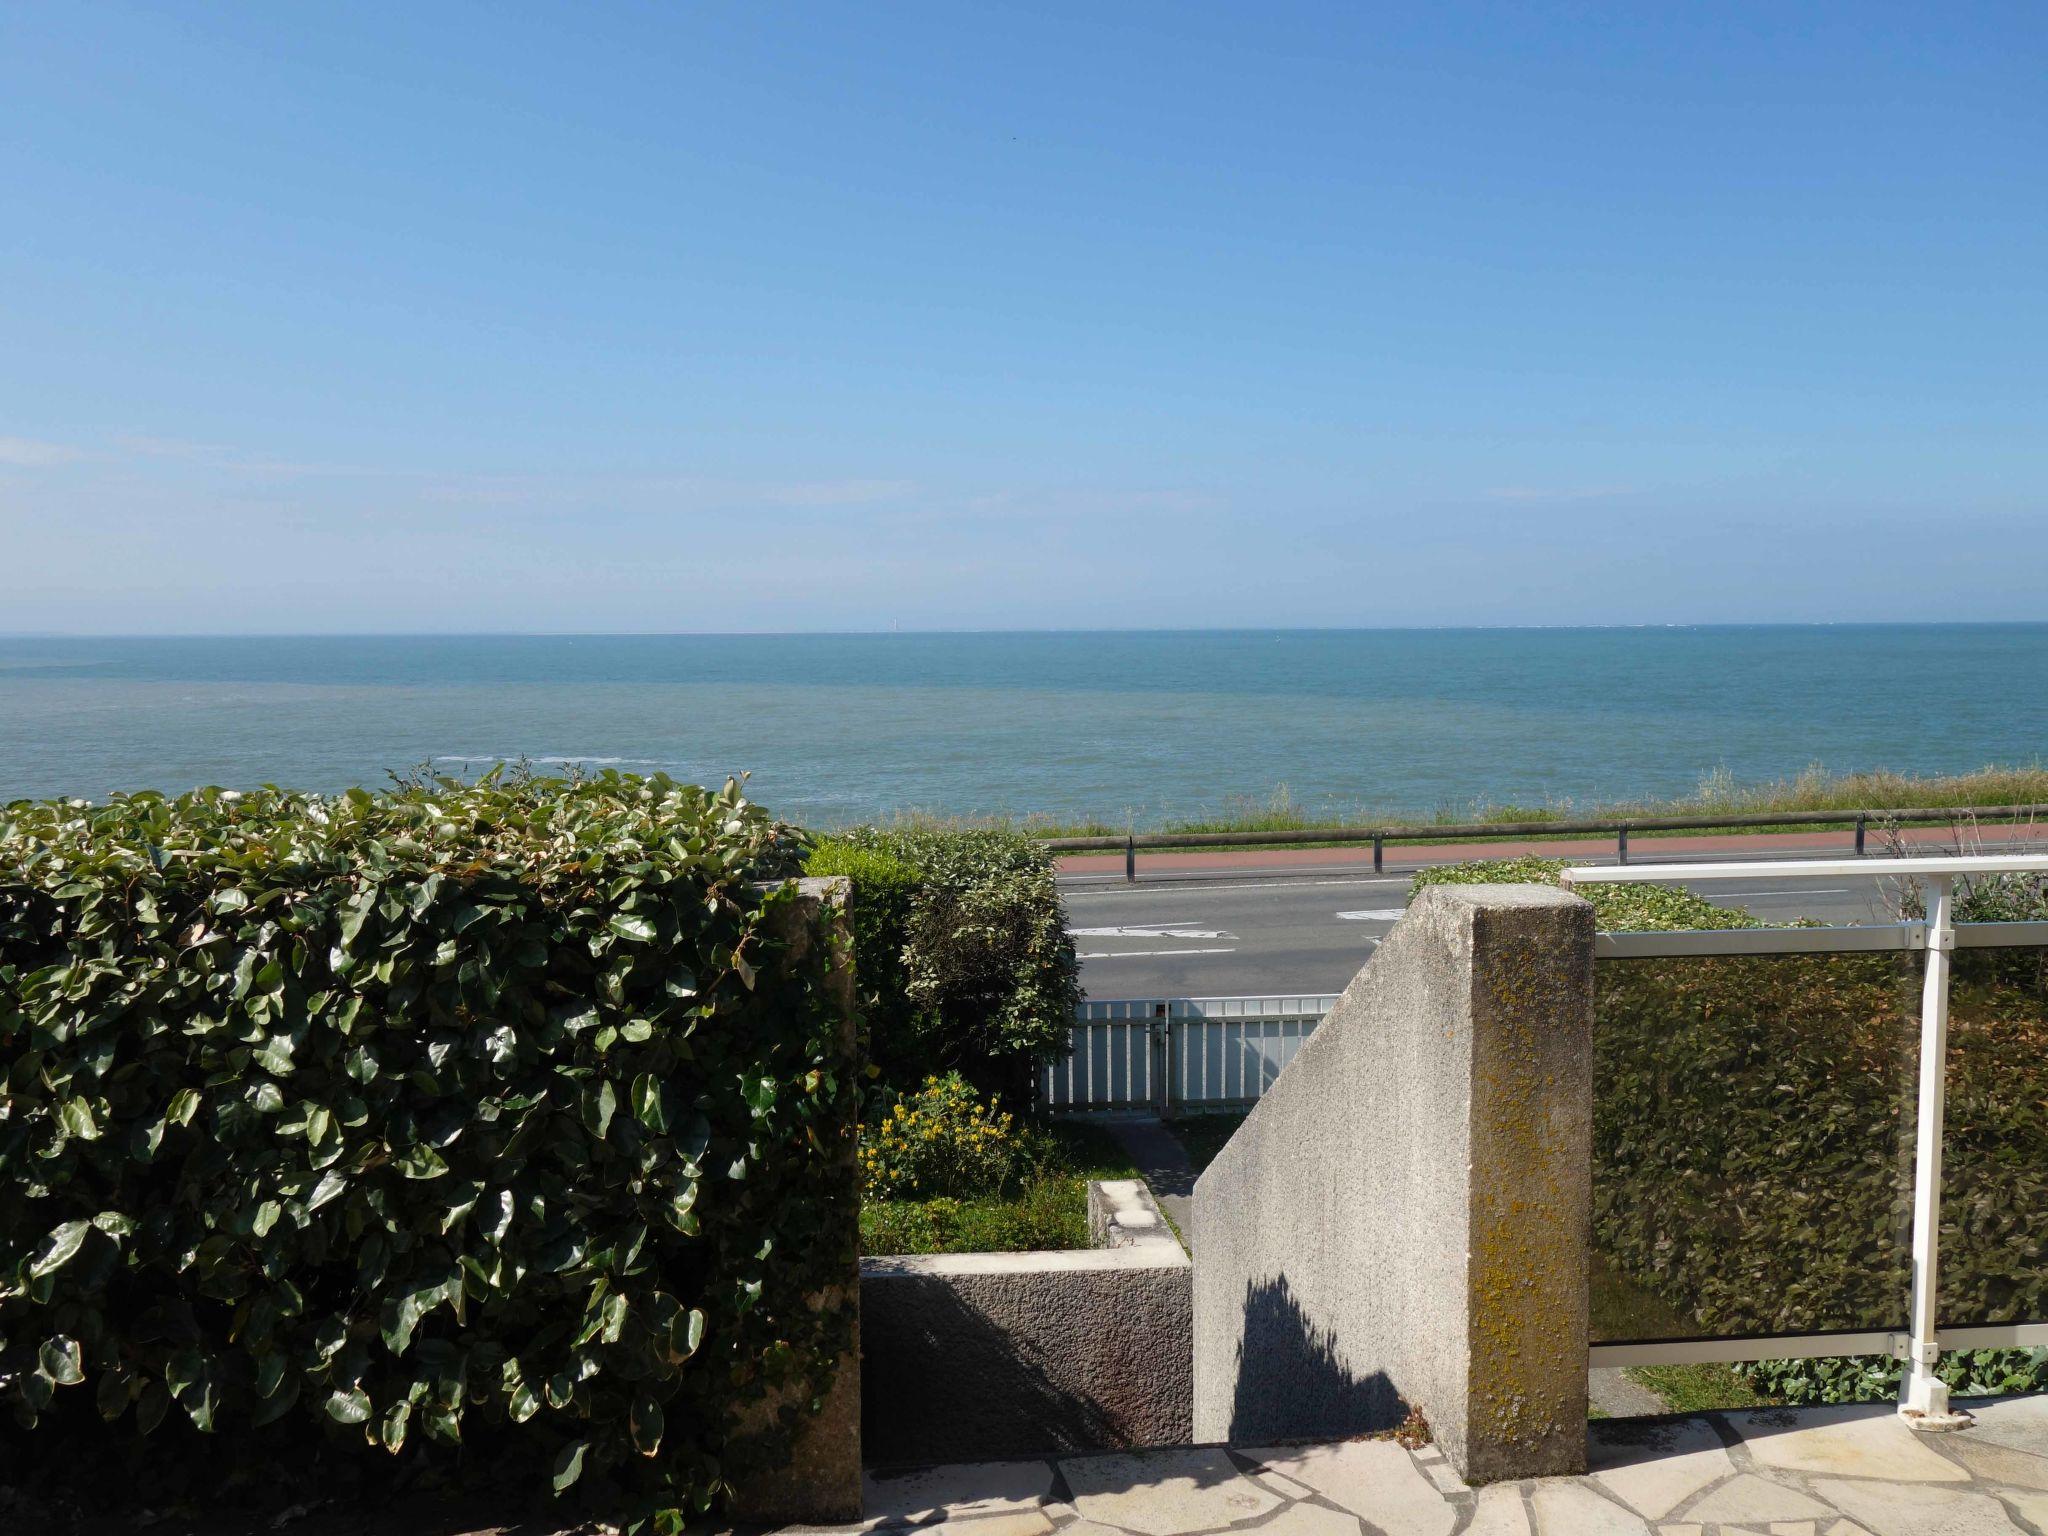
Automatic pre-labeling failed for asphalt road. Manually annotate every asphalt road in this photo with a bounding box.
[1062,856,1914,999]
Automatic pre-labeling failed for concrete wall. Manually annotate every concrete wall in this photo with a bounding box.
[1191,884,1594,1484]
[862,1180,1192,1465]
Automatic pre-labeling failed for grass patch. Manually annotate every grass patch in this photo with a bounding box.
[859,1119,1139,1256]
[1591,1254,1784,1415]
[860,1176,1087,1255]
[1624,1363,1781,1415]
[827,763,2048,846]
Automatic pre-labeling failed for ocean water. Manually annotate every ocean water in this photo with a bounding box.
[1,627,2043,826]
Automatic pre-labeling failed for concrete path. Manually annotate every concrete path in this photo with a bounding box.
[1095,1114,1199,1244]
[845,1397,2048,1536]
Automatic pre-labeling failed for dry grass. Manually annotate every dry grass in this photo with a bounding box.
[826,763,2048,840]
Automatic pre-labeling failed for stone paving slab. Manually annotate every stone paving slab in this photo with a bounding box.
[812,1395,2048,1536]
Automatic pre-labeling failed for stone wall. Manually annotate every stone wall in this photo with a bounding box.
[1190,883,1595,1483]
[862,1180,1192,1465]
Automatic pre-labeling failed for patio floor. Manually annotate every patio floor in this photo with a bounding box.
[834,1397,2048,1536]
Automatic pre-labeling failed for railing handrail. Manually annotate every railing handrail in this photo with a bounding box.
[1567,851,2048,882]
[1595,917,2048,958]
[1076,992,1342,1009]
[1039,802,2048,853]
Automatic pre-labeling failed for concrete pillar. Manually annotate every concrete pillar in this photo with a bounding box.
[1191,884,1594,1483]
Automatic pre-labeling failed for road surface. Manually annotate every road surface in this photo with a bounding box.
[1062,849,1950,998]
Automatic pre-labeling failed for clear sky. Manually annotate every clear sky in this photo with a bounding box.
[4,2,2044,633]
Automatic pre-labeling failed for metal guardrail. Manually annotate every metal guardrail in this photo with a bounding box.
[1041,802,2048,880]
[1570,854,2048,1420]
[1041,995,1340,1113]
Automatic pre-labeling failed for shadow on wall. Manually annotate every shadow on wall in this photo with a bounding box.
[1229,1274,1406,1444]
[863,1274,1127,1465]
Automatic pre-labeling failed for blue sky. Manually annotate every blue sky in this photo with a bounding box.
[4,2,2044,632]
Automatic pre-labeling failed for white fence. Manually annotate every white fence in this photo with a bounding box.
[1039,995,1339,1112]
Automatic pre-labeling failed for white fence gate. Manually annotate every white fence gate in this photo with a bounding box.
[1038,995,1339,1113]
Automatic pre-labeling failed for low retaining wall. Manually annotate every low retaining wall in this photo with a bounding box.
[862,1180,1192,1465]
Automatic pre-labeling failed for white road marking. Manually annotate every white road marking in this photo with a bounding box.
[1075,947,1239,959]
[1069,924,1237,940]
[1336,908,1406,921]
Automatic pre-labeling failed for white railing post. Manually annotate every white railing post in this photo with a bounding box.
[1899,874,1968,1426]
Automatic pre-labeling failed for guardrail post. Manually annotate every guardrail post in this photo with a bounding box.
[1617,826,1629,865]
[1900,875,1966,1427]
[1372,834,1383,874]
[1856,815,1867,856]
[1126,835,1136,883]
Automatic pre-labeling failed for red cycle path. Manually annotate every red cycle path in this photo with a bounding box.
[1055,819,2048,879]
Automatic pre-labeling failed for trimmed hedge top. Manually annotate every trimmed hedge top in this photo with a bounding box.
[1413,855,1757,932]
[807,826,1079,1100]
[0,772,855,1524]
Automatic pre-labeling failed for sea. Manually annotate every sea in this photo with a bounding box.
[1,626,2043,828]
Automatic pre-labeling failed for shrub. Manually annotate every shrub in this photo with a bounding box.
[0,771,856,1526]
[860,1073,1018,1200]
[1958,870,2048,923]
[1414,856,1755,932]
[856,1107,1139,1257]
[1740,1347,2048,1406]
[802,839,922,1072]
[806,828,1079,1101]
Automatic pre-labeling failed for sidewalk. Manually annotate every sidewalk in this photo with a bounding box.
[844,1398,2048,1536]
[1056,821,2048,881]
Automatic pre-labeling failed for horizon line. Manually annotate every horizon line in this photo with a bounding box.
[4,619,2046,642]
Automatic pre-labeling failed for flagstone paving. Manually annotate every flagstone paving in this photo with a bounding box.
[835,1397,2048,1536]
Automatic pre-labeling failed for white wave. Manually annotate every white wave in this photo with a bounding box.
[433,753,672,767]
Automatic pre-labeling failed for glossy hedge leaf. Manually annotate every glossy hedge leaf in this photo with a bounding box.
[326,1386,373,1426]
[59,1097,100,1141]
[629,1390,664,1457]
[95,1367,132,1420]
[552,1439,589,1493]
[135,1381,171,1436]
[31,1220,93,1278]
[39,1336,84,1386]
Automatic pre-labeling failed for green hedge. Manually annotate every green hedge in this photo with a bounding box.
[0,773,857,1525]
[806,828,1079,1102]
[1416,858,2048,1405]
